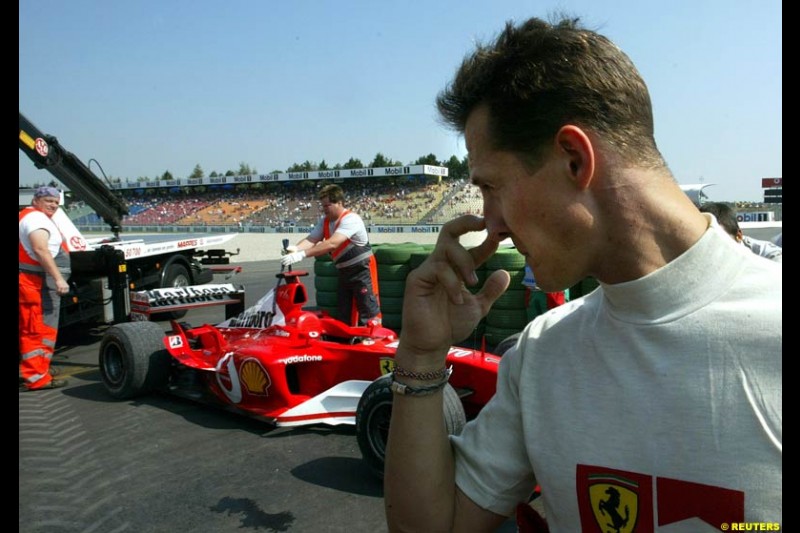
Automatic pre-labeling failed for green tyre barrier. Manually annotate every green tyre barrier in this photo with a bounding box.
[377,263,410,281]
[316,290,338,308]
[486,246,526,271]
[375,243,424,264]
[506,268,527,287]
[379,280,406,298]
[409,251,430,270]
[491,288,527,310]
[315,275,340,293]
[484,325,524,350]
[381,312,402,330]
[486,309,529,330]
[314,259,338,277]
[379,296,403,314]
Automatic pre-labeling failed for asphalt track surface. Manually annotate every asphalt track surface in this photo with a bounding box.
[19,259,517,533]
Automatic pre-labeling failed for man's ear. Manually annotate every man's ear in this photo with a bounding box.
[555,125,595,190]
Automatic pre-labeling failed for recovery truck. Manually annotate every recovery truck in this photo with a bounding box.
[19,111,240,327]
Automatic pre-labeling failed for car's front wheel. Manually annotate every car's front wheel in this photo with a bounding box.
[355,374,466,478]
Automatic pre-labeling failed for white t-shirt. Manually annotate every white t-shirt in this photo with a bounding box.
[452,215,782,529]
[742,235,782,263]
[19,208,63,260]
[309,211,369,246]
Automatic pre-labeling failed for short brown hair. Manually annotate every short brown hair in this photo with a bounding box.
[318,184,345,204]
[436,16,666,170]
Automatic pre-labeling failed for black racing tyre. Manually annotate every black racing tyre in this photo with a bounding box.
[493,332,522,357]
[355,374,466,479]
[154,262,191,320]
[99,321,171,399]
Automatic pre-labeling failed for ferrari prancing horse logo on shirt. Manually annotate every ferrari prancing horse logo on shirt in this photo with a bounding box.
[577,464,744,532]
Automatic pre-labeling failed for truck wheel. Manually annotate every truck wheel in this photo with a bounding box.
[99,321,171,399]
[355,374,466,479]
[156,263,191,320]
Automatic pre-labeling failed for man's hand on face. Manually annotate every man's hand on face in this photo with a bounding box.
[398,215,511,359]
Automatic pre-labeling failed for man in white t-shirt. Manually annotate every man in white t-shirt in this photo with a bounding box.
[281,184,381,326]
[384,16,781,531]
[699,202,782,263]
[19,185,71,391]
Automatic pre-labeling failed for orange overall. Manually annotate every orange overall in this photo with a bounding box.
[324,210,381,326]
[19,207,69,390]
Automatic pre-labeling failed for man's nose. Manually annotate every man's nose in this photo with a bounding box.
[483,199,511,241]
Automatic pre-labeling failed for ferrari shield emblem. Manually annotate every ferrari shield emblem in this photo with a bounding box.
[577,465,653,533]
[379,357,396,375]
[589,483,638,532]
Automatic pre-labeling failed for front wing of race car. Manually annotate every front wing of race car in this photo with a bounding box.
[272,379,370,427]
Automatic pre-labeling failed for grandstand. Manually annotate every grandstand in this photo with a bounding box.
[427,180,483,224]
[65,164,490,232]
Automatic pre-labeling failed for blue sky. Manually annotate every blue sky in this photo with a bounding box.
[20,0,781,202]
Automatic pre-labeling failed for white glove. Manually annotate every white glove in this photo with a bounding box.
[281,250,306,267]
[285,245,298,253]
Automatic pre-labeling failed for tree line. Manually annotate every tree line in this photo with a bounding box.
[111,152,470,184]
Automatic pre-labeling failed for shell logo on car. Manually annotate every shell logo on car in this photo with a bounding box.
[240,359,271,396]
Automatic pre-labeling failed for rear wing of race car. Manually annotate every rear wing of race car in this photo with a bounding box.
[130,283,246,321]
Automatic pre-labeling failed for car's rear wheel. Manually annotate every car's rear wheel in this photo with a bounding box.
[99,321,171,399]
[355,374,466,478]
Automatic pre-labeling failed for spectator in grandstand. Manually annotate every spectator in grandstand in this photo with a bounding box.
[281,184,381,326]
[699,202,782,262]
[19,186,70,391]
[384,16,781,530]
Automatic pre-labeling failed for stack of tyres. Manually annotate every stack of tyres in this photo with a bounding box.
[408,243,435,270]
[484,246,528,350]
[314,254,340,319]
[568,276,599,299]
[375,243,425,331]
[407,244,489,348]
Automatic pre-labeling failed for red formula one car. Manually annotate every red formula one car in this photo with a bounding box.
[98,269,505,476]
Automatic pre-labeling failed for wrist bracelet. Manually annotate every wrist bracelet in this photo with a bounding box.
[393,365,450,381]
[390,367,453,396]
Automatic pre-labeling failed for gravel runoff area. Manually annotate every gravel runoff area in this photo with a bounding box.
[227,230,494,262]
